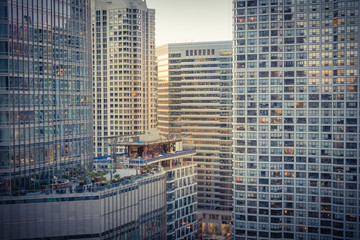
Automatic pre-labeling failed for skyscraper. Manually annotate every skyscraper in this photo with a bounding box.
[0,0,93,195]
[157,41,233,236]
[233,0,360,239]
[92,0,157,157]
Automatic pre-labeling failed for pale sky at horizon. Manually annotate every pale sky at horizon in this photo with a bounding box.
[146,0,232,47]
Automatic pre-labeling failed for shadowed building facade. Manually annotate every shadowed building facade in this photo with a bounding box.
[0,0,93,195]
[0,169,167,239]
[233,0,360,239]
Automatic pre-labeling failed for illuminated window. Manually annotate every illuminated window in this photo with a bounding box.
[237,18,246,23]
[248,16,256,22]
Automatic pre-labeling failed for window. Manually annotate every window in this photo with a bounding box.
[0,24,7,38]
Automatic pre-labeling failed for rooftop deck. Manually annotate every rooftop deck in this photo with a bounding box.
[0,169,165,201]
[127,149,196,165]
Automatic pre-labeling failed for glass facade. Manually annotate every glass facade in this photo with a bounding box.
[233,0,360,239]
[0,0,93,195]
[92,0,157,157]
[157,41,233,235]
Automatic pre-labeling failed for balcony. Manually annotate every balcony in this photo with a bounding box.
[129,150,196,165]
[167,195,175,203]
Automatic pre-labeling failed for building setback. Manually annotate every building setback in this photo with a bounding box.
[119,130,198,240]
[0,170,167,239]
[233,0,360,239]
[157,41,233,236]
[0,0,93,195]
[92,0,157,157]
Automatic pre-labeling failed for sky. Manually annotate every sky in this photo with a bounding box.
[146,0,232,46]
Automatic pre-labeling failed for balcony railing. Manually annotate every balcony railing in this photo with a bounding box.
[129,150,196,165]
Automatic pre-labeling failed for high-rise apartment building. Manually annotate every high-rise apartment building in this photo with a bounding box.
[157,42,233,236]
[0,0,93,195]
[92,0,157,157]
[233,0,360,239]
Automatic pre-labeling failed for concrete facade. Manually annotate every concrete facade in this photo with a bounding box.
[0,170,167,239]
[157,42,233,236]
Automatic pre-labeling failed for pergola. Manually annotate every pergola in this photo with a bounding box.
[122,139,181,160]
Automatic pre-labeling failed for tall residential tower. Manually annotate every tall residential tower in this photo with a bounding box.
[233,0,360,239]
[0,0,93,195]
[92,0,157,157]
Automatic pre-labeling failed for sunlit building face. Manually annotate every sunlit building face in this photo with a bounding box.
[157,41,233,235]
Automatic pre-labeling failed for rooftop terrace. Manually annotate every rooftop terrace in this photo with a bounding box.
[0,168,165,202]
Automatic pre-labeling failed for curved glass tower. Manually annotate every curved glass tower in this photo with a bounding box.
[0,0,93,195]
